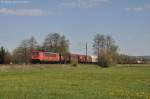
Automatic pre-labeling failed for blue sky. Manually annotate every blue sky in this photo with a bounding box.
[0,0,150,56]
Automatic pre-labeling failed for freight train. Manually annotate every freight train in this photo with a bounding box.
[31,50,97,64]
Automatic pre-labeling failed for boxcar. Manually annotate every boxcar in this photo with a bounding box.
[78,55,92,63]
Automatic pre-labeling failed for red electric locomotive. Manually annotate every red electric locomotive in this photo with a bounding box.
[32,50,60,63]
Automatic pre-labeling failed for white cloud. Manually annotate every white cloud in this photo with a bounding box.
[133,7,144,12]
[124,7,131,11]
[125,4,150,12]
[0,0,30,4]
[0,8,49,16]
[61,0,109,8]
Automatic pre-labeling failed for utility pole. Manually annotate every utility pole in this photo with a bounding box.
[78,41,88,63]
[98,40,100,64]
[85,42,87,63]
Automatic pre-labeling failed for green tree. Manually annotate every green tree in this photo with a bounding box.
[0,46,11,64]
[0,46,5,64]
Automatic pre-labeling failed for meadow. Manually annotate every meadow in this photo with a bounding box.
[0,64,149,99]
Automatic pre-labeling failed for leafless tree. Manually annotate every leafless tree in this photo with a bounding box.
[43,33,69,55]
[93,34,118,67]
[12,36,38,64]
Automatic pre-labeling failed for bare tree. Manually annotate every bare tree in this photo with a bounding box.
[58,35,69,55]
[28,36,38,61]
[12,36,38,64]
[43,33,69,54]
[93,34,118,67]
[28,36,38,51]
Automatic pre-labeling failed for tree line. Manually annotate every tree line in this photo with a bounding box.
[0,33,148,67]
[12,33,69,64]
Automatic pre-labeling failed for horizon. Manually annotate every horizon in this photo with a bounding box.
[0,0,150,56]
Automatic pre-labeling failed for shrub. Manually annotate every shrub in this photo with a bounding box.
[98,52,113,68]
[71,59,78,67]
[98,58,110,67]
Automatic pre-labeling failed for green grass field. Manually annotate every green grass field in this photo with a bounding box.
[0,64,150,99]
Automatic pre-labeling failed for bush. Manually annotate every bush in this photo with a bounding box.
[98,59,110,67]
[71,59,78,67]
[98,54,113,68]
